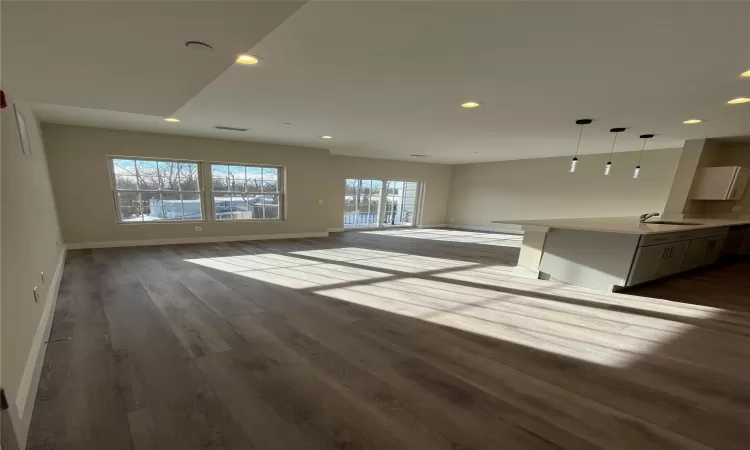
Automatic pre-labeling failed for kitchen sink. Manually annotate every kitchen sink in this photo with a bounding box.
[643,221,702,225]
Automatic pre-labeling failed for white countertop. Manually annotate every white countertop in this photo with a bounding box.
[491,216,750,235]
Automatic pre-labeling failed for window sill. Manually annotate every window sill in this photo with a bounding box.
[116,219,285,225]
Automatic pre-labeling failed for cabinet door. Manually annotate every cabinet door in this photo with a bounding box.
[658,241,689,277]
[681,239,706,271]
[703,236,725,265]
[729,169,749,200]
[627,244,667,286]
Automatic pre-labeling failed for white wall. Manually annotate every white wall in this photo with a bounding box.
[41,125,453,245]
[447,148,682,232]
[1,96,64,449]
[42,124,334,245]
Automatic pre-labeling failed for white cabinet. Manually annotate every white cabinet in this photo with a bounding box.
[658,241,689,277]
[682,235,725,271]
[692,166,749,200]
[628,244,667,285]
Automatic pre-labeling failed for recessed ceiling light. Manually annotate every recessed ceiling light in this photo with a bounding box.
[683,119,703,124]
[235,54,260,65]
[740,70,750,78]
[321,135,333,139]
[461,101,482,108]
[727,97,750,104]
[165,118,180,123]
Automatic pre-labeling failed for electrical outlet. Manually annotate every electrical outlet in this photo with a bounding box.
[33,287,39,303]
[194,226,203,232]
[318,199,324,205]
[41,272,45,284]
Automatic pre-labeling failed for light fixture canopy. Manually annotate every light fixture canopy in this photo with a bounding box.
[605,127,626,176]
[235,54,261,65]
[633,134,655,179]
[164,118,180,123]
[569,119,593,173]
[461,102,482,108]
[321,135,333,139]
[683,119,702,124]
[727,97,750,104]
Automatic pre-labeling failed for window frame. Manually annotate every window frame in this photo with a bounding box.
[207,161,285,222]
[108,156,206,225]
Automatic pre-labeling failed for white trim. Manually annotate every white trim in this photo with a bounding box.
[418,224,446,228]
[327,228,345,233]
[444,224,524,235]
[10,246,67,450]
[65,232,329,250]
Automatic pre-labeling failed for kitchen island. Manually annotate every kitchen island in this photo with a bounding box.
[494,216,750,291]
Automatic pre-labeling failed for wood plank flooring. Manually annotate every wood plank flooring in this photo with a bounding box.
[26,229,750,449]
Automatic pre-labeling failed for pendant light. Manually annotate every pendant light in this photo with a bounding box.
[605,127,626,175]
[633,134,654,179]
[569,119,593,172]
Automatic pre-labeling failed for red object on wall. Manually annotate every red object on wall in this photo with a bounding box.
[0,90,7,109]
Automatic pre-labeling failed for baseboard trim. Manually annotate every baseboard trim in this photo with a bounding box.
[418,224,446,228]
[327,228,345,233]
[445,224,524,235]
[11,246,67,450]
[66,232,329,250]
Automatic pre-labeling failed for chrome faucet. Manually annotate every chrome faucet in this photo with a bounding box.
[639,212,660,223]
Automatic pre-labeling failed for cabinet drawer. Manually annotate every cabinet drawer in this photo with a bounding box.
[638,227,729,247]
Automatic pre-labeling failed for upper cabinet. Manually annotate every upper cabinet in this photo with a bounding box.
[691,166,750,201]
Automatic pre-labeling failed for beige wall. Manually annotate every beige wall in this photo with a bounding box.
[1,97,64,446]
[447,148,682,232]
[327,155,452,229]
[42,124,334,244]
[41,125,452,244]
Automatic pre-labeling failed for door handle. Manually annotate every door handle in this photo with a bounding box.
[661,248,667,259]
[667,247,673,259]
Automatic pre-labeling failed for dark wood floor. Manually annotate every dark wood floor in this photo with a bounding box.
[27,229,750,449]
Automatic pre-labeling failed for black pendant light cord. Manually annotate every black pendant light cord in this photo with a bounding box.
[636,134,655,166]
[636,140,647,166]
[608,133,618,161]
[573,125,584,159]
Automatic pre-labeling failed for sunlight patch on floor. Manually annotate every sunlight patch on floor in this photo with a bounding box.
[358,229,524,247]
[314,277,698,367]
[289,247,477,272]
[185,254,390,289]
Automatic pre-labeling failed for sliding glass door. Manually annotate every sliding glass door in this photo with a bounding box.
[344,179,420,228]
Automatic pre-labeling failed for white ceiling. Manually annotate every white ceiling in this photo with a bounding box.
[5,1,750,164]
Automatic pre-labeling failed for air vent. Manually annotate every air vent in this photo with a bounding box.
[214,125,249,132]
[409,154,428,158]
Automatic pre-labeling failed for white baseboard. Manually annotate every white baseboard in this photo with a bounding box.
[445,224,524,235]
[66,232,329,250]
[10,246,67,450]
[327,228,345,233]
[418,224,446,228]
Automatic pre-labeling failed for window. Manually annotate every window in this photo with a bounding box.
[344,179,420,228]
[210,163,282,220]
[111,158,203,222]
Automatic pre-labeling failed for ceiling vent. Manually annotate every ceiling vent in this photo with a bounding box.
[214,125,249,132]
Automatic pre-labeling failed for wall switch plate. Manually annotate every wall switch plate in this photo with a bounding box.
[194,226,203,232]
[33,287,39,303]
[41,272,45,284]
[732,205,743,212]
[317,199,324,205]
